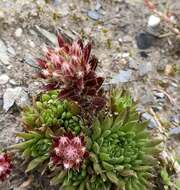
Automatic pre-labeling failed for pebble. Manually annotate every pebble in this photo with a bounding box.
[136,32,154,49]
[95,0,102,11]
[53,0,61,6]
[0,74,9,85]
[7,46,16,56]
[141,112,158,129]
[169,127,180,135]
[121,52,130,58]
[128,58,138,69]
[122,35,132,43]
[170,115,180,124]
[3,87,30,111]
[0,39,10,65]
[9,79,17,86]
[148,15,161,28]
[15,88,30,108]
[35,25,57,45]
[87,10,101,20]
[15,28,23,37]
[138,62,153,76]
[140,93,154,104]
[0,10,5,19]
[29,40,35,48]
[152,106,163,112]
[164,64,174,76]
[111,70,133,83]
[23,54,39,69]
[153,92,165,99]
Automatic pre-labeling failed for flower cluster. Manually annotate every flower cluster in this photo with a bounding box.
[37,35,105,112]
[51,133,88,170]
[0,153,13,181]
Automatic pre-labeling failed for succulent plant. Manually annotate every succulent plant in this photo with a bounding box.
[4,30,163,189]
[22,91,82,134]
[0,153,13,181]
[36,34,105,112]
[9,131,52,172]
[50,166,110,190]
[88,115,161,190]
[110,89,138,117]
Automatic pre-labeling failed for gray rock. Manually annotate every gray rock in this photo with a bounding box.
[138,62,153,76]
[169,127,180,135]
[111,70,133,83]
[95,0,102,11]
[3,87,22,111]
[140,93,154,104]
[170,115,180,124]
[87,10,101,20]
[148,15,161,29]
[154,92,165,99]
[128,58,138,69]
[0,39,10,65]
[24,54,39,69]
[15,88,30,108]
[3,87,30,111]
[122,35,133,43]
[136,32,154,50]
[35,25,57,45]
[53,0,62,6]
[0,74,9,85]
[141,112,158,128]
[15,28,23,38]
[9,79,17,86]
[7,46,16,56]
[0,10,5,19]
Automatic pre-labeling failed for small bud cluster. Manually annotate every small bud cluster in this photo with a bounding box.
[52,134,88,170]
[0,153,13,181]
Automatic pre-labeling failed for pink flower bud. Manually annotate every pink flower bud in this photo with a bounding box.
[0,153,13,182]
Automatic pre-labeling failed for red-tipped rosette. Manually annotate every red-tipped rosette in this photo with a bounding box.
[0,153,13,182]
[51,133,88,170]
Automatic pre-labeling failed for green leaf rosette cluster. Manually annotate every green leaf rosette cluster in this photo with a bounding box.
[22,90,82,134]
[6,35,163,189]
[9,89,162,190]
[89,116,161,190]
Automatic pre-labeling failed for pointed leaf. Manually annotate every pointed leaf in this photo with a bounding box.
[8,139,37,150]
[92,118,101,140]
[106,172,125,190]
[26,155,49,172]
[119,169,137,177]
[79,181,85,190]
[92,142,100,154]
[102,161,114,171]
[93,163,102,175]
[16,132,41,140]
[102,117,113,131]
[50,171,67,185]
